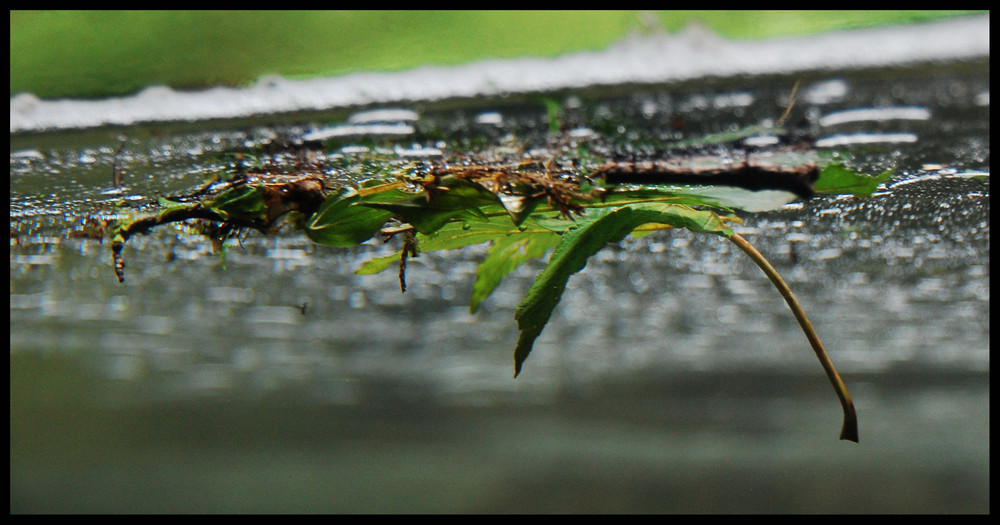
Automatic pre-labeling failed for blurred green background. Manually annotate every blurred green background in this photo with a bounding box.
[10,10,983,100]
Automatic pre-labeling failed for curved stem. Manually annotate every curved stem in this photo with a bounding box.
[728,233,858,443]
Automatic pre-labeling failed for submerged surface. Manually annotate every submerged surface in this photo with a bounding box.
[10,58,989,512]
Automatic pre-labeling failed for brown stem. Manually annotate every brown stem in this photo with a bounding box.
[728,233,859,443]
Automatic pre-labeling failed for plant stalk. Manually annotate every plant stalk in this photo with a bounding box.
[728,233,859,443]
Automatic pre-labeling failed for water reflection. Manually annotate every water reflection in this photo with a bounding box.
[815,132,918,147]
[302,122,415,141]
[818,106,931,126]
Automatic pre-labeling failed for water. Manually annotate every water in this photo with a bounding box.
[10,61,989,512]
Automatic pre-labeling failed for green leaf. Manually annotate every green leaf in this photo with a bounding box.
[156,196,187,208]
[529,212,584,233]
[413,214,522,251]
[354,252,400,276]
[154,197,201,221]
[513,203,733,376]
[814,163,893,198]
[470,220,560,313]
[203,184,267,221]
[360,176,502,234]
[304,187,393,247]
[354,214,553,275]
[354,215,560,310]
[633,202,736,237]
[597,187,729,210]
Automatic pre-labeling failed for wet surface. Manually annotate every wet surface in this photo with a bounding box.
[10,15,990,133]
[10,60,989,512]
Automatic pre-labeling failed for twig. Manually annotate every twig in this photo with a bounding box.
[728,233,859,443]
[398,228,419,293]
[776,79,801,128]
[110,206,255,283]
